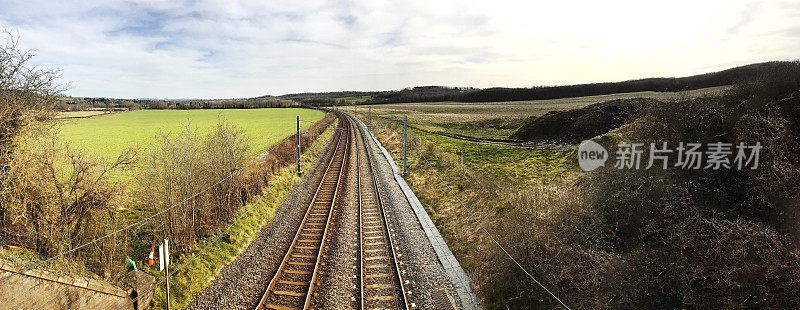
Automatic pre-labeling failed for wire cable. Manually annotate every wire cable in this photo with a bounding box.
[299,119,327,124]
[367,123,401,134]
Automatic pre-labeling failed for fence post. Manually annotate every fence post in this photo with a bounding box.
[159,239,170,310]
[368,106,371,126]
[165,241,170,310]
[403,115,407,175]
[297,115,302,176]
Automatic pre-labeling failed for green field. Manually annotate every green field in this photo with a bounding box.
[57,108,326,161]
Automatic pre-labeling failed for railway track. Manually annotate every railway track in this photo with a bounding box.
[355,118,410,310]
[256,117,350,310]
[256,114,410,309]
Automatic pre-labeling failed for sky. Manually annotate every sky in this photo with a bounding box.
[1,0,799,99]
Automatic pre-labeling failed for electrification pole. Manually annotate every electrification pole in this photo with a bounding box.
[403,115,407,175]
[297,115,302,176]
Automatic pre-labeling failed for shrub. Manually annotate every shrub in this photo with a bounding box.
[139,122,250,254]
[2,131,134,277]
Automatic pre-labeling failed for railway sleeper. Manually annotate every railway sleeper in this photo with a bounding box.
[263,303,301,310]
[365,295,399,301]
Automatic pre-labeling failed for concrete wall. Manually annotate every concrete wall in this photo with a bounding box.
[0,261,154,310]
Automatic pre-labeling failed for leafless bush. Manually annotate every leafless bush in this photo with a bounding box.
[580,61,800,308]
[203,120,251,232]
[139,114,334,255]
[641,207,800,308]
[139,122,249,254]
[1,32,62,233]
[2,131,134,261]
[484,185,618,309]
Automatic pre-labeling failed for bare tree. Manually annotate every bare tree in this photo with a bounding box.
[1,31,62,236]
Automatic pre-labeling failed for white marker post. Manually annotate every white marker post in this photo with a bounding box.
[159,239,171,310]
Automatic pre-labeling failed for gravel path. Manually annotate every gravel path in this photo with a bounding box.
[186,130,339,310]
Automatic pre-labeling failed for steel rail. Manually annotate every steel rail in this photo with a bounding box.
[354,114,410,310]
[357,122,366,308]
[256,114,349,310]
[303,119,350,308]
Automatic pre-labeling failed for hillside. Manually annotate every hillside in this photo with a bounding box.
[60,61,793,111]
[270,61,792,105]
[509,98,661,144]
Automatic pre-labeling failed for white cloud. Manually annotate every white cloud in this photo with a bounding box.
[0,0,798,98]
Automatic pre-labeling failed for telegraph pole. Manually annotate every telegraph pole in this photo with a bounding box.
[297,115,302,176]
[403,115,407,175]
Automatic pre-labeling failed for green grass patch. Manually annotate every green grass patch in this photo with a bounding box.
[361,113,576,183]
[436,118,528,140]
[414,130,575,182]
[359,111,526,141]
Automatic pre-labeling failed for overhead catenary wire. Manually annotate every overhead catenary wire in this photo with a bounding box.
[367,123,401,134]
[0,115,335,284]
[363,114,572,310]
[302,126,341,136]
[299,119,328,124]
